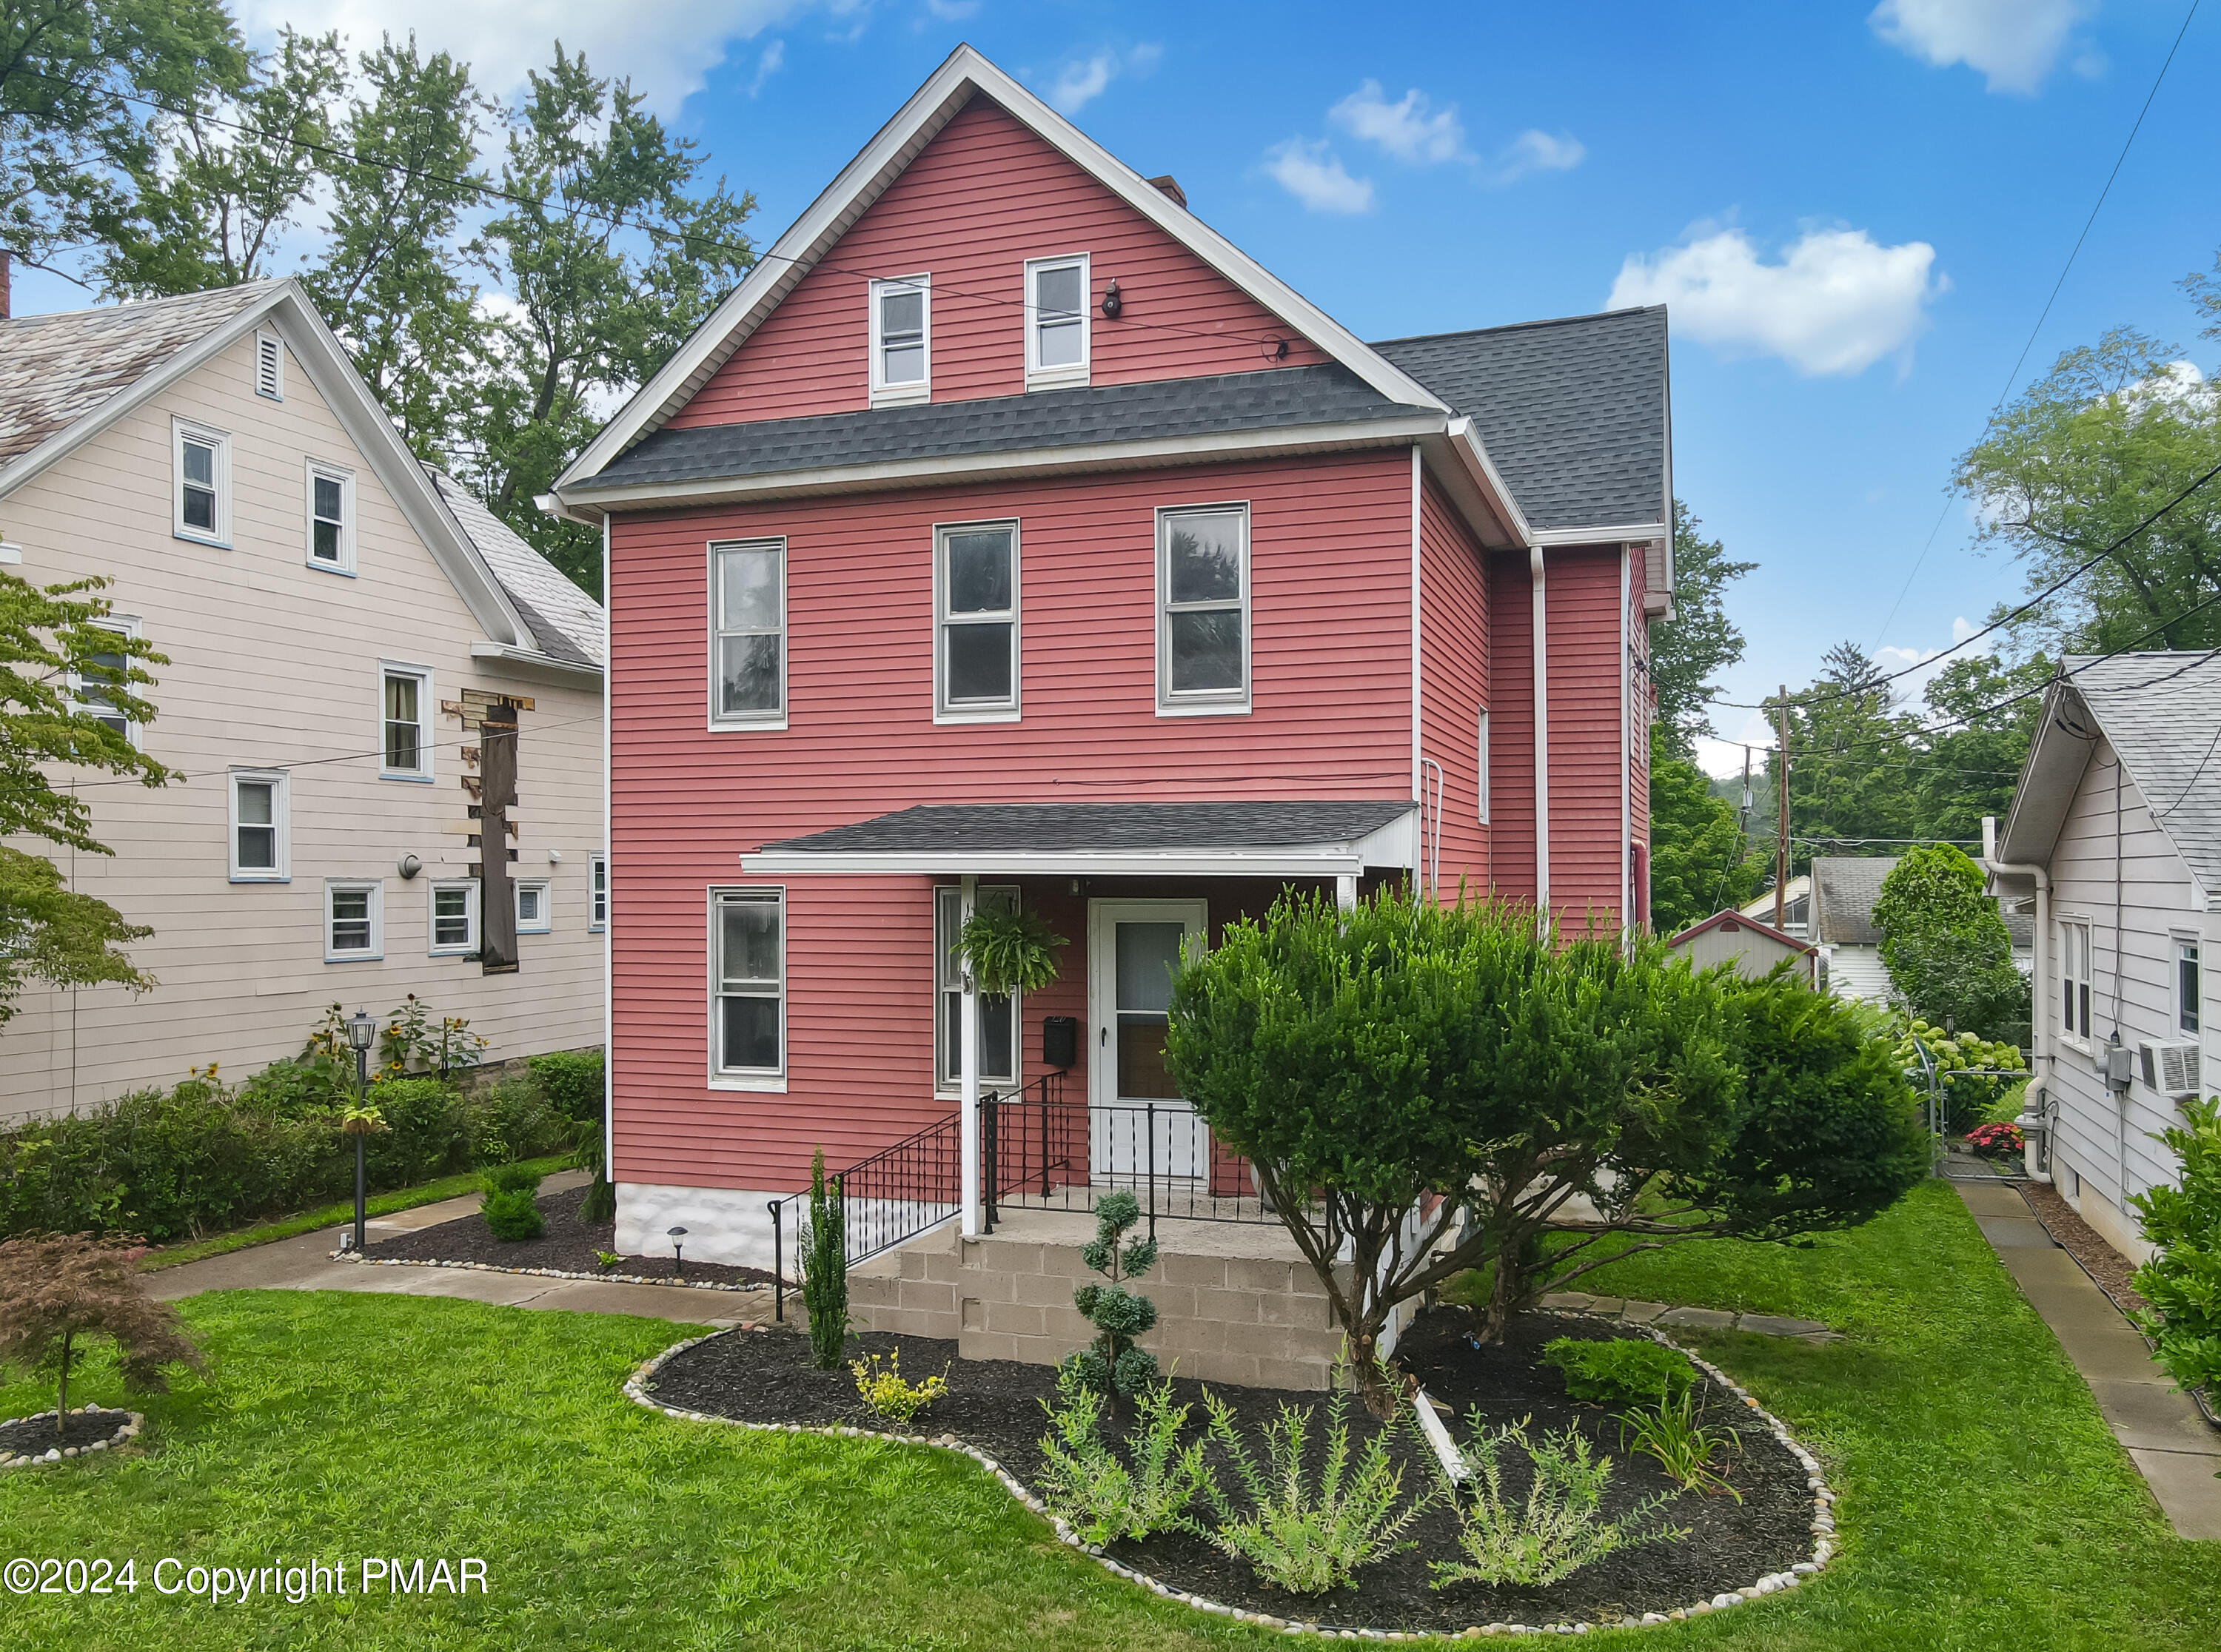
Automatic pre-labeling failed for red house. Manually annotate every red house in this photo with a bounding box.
[552,46,1673,1272]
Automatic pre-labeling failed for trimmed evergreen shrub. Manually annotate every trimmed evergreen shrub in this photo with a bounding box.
[482,1163,546,1240]
[801,1148,848,1369]
[1065,1190,1160,1398]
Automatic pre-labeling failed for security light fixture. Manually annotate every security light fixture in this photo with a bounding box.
[1099,278,1122,320]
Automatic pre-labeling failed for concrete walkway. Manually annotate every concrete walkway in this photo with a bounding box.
[1956,1181,2221,1540]
[147,1171,776,1330]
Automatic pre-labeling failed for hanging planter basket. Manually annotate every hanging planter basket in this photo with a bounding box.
[958,906,1068,997]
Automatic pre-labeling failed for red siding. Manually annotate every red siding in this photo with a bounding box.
[609,450,1414,1192]
[1627,552,1653,926]
[1484,552,1537,901]
[1418,474,1492,898]
[1544,546,1626,933]
[670,95,1331,428]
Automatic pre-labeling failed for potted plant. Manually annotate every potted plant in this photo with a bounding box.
[957,903,1067,997]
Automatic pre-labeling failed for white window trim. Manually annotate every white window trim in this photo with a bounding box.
[589,853,609,932]
[429,878,480,957]
[710,886,787,1091]
[227,768,289,883]
[2058,916,2093,1050]
[934,884,1022,1097]
[708,537,788,731]
[2173,931,2201,1038]
[70,615,142,748]
[378,662,434,782]
[305,458,357,574]
[255,329,284,400]
[868,274,931,408]
[324,879,384,963]
[1024,252,1091,391]
[933,518,1021,724]
[1154,500,1253,716]
[172,418,230,547]
[515,877,553,935]
[1476,707,1491,824]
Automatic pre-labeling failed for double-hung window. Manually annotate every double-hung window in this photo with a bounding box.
[1156,503,1250,713]
[306,460,354,571]
[325,880,383,961]
[229,769,288,882]
[2060,919,2092,1044]
[72,617,140,742]
[2177,939,2201,1037]
[713,888,784,1083]
[174,420,230,545]
[1025,254,1090,389]
[381,665,432,778]
[868,275,930,406]
[936,885,1019,1091]
[430,879,479,955]
[935,520,1018,719]
[515,879,552,934]
[711,539,785,726]
[590,853,609,931]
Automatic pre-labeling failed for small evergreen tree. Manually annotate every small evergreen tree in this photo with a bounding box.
[0,1232,202,1440]
[1872,845,2030,1045]
[801,1147,847,1369]
[1065,1191,1160,1400]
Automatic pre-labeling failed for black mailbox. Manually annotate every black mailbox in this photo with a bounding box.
[1042,1015,1079,1070]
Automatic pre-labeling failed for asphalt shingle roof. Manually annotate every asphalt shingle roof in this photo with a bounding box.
[0,284,278,467]
[1812,856,1897,947]
[585,364,1427,491]
[2063,651,2221,895]
[762,800,1415,856]
[428,469,605,669]
[1370,307,1669,533]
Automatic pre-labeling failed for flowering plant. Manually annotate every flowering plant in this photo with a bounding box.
[1965,1121,2025,1158]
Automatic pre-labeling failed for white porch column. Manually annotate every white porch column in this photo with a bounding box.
[958,873,982,1238]
[1336,873,1359,912]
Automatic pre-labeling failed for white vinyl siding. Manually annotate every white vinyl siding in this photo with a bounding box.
[1025,254,1090,389]
[1156,503,1250,714]
[324,879,383,961]
[429,879,479,956]
[380,664,432,779]
[935,884,1019,1092]
[868,275,930,406]
[712,887,785,1086]
[228,769,288,882]
[934,520,1019,721]
[173,419,229,545]
[709,539,785,727]
[306,459,354,571]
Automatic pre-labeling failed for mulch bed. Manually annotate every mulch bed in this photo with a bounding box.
[360,1183,775,1289]
[2020,1180,2149,1317]
[1,1408,132,1458]
[647,1307,1815,1631]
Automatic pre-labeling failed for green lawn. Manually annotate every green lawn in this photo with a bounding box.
[2,1181,2216,1648]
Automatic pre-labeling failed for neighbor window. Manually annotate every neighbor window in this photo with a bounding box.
[72,617,140,742]
[713,887,784,1080]
[381,665,431,777]
[174,420,229,544]
[325,880,383,961]
[1476,708,1491,823]
[306,460,354,570]
[710,539,785,725]
[2060,920,2092,1044]
[228,769,288,882]
[868,275,930,404]
[430,879,479,955]
[590,853,609,931]
[935,520,1018,718]
[1156,503,1250,712]
[1025,254,1090,388]
[515,879,552,934]
[255,330,284,400]
[936,885,1019,1091]
[2178,939,2200,1037]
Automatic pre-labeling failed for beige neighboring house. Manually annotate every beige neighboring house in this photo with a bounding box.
[1666,908,1818,984]
[0,281,606,1122]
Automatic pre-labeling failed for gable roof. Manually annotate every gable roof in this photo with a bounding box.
[428,469,604,668]
[1998,651,2221,898]
[1668,908,1815,955]
[1371,309,1670,534]
[0,281,601,683]
[1811,856,1897,947]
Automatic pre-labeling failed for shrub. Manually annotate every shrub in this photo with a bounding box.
[461,1075,569,1169]
[1541,1337,1695,1408]
[527,1050,606,1122]
[1036,1367,1210,1545]
[2131,1096,2221,1394]
[1065,1190,1161,1399]
[1198,1388,1434,1594]
[483,1162,545,1195]
[1891,1018,2027,1134]
[0,1232,204,1441]
[482,1162,546,1241]
[237,1056,348,1116]
[1873,846,2031,1047]
[1966,1120,2026,1159]
[849,1349,949,1428]
[1431,1413,1682,1588]
[801,1148,848,1370]
[1618,1391,1742,1500]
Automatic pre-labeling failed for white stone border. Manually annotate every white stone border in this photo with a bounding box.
[328,1249,768,1296]
[0,1407,142,1470]
[621,1318,1838,1637]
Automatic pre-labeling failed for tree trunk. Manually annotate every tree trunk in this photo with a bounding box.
[55,1328,70,1440]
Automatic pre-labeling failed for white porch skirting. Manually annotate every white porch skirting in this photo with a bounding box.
[617,1182,792,1273]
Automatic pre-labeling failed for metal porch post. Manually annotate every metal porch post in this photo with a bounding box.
[959,873,982,1238]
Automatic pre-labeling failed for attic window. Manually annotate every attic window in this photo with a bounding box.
[1025,255,1090,390]
[869,275,930,406]
[255,331,284,400]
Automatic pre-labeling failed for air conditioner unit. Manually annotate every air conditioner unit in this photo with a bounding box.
[2139,1039,2201,1098]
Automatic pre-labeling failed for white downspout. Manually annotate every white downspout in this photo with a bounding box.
[1989,852,2052,1183]
[959,873,982,1236]
[600,513,614,1192]
[1410,445,1422,805]
[1530,546,1550,921]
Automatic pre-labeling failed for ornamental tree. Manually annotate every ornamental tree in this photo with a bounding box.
[0,1232,202,1441]
[1872,844,2029,1046]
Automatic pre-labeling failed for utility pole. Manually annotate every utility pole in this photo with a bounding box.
[1774,685,1791,931]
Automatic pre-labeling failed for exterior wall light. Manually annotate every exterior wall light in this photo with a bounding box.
[1100,279,1122,319]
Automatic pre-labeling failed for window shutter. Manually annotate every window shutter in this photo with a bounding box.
[255,333,284,400]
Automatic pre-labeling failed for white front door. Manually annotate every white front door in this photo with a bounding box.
[1088,899,1209,1180]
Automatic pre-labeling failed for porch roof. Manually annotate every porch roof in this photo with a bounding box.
[741,800,1418,878]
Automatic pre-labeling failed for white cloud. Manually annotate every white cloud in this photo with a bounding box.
[747,38,784,96]
[924,0,979,17]
[236,0,831,113]
[1487,128,1584,186]
[1607,226,1946,376]
[1330,80,1468,164]
[1869,0,2092,95]
[1045,44,1162,115]
[1262,139,1375,215]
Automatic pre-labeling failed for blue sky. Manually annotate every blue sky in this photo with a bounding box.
[20,1,2217,773]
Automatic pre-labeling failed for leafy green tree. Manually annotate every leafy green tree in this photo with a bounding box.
[1872,845,2029,1044]
[1773,640,1924,870]
[1649,500,1757,758]
[1910,652,2049,844]
[460,45,757,591]
[1,0,245,275]
[1647,723,1764,934]
[0,570,170,1018]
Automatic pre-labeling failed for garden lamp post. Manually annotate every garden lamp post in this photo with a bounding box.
[344,1010,377,1252]
[669,1226,688,1279]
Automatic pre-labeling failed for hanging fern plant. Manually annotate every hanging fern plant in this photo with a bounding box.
[959,904,1068,997]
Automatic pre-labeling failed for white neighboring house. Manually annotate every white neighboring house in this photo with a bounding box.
[0,281,606,1122]
[1989,653,2221,1264]
[1746,857,2034,1007]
